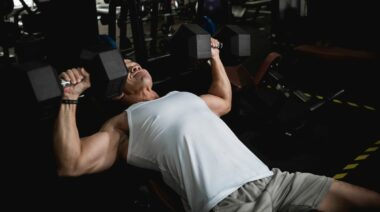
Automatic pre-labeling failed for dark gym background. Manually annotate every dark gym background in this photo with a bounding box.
[2,0,379,210]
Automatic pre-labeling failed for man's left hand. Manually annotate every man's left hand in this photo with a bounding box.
[210,38,221,59]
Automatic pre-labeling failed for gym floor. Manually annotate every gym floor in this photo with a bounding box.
[275,53,380,192]
[235,22,380,194]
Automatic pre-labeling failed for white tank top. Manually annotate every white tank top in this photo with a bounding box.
[126,91,273,212]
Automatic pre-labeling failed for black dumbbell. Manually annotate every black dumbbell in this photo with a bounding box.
[170,24,249,61]
[214,25,251,65]
[14,61,63,120]
[15,49,128,119]
[79,47,128,99]
[170,23,212,60]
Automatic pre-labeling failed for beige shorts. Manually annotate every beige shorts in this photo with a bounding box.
[212,168,332,212]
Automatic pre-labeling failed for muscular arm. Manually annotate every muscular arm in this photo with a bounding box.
[201,40,232,116]
[54,105,127,176]
[53,67,128,177]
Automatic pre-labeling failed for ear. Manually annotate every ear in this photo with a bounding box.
[112,92,125,101]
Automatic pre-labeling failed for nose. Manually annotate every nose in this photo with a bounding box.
[131,65,141,73]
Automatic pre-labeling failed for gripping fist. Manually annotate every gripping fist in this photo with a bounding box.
[210,38,221,59]
[60,68,91,100]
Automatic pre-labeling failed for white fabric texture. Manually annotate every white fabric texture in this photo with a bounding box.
[126,91,273,212]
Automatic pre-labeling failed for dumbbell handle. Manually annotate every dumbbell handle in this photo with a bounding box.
[217,42,223,50]
[61,79,85,87]
[61,79,71,87]
[60,79,85,97]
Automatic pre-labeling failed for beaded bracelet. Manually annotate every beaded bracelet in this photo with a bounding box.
[61,99,78,104]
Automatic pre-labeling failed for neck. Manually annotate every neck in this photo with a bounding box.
[121,88,159,106]
[139,88,159,101]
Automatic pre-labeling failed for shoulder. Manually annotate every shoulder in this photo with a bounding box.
[169,91,200,99]
[101,112,129,133]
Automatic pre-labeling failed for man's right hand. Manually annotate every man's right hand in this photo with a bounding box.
[59,68,91,100]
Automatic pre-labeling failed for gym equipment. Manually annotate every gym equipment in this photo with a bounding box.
[147,23,250,80]
[149,0,177,55]
[97,0,147,64]
[195,0,232,26]
[16,48,128,119]
[225,51,345,137]
[9,0,51,63]
[80,47,128,99]
[198,16,217,35]
[15,0,50,34]
[170,23,211,59]
[214,24,251,65]
[97,0,131,51]
[145,23,212,81]
[309,89,344,112]
[159,0,175,35]
[0,0,19,62]
[231,0,272,22]
[225,52,281,91]
[170,23,250,61]
[14,61,62,120]
[18,61,62,103]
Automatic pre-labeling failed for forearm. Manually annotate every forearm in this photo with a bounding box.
[54,104,81,175]
[208,56,232,105]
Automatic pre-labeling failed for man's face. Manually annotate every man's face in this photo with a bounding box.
[123,60,153,93]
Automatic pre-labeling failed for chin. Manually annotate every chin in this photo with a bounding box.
[141,77,153,87]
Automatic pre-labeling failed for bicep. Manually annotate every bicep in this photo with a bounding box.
[200,94,230,116]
